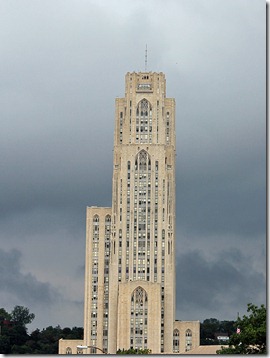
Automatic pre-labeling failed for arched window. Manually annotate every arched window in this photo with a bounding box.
[66,347,72,354]
[136,99,152,143]
[130,287,148,350]
[185,329,192,351]
[93,215,99,241]
[173,329,180,353]
[138,149,148,171]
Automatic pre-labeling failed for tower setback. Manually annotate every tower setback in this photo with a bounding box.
[59,72,200,355]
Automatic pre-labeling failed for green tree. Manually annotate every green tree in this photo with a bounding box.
[220,320,236,337]
[0,306,34,354]
[9,324,29,347]
[200,318,235,345]
[0,335,11,354]
[10,306,35,328]
[0,308,11,321]
[0,308,12,353]
[200,318,220,344]
[70,326,84,339]
[25,329,42,354]
[37,325,62,354]
[0,306,85,354]
[217,303,266,354]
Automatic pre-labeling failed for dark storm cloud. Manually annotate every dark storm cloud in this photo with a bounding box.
[176,151,266,237]
[175,249,266,321]
[0,0,265,330]
[0,247,84,330]
[0,146,113,220]
[173,23,266,239]
[0,248,60,305]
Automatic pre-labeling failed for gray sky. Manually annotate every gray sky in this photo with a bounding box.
[0,0,266,332]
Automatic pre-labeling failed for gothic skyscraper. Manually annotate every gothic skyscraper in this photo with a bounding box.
[59,72,199,355]
[108,72,175,353]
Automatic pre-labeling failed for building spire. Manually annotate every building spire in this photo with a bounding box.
[145,44,147,72]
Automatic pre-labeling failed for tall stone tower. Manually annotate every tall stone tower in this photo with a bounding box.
[108,72,176,354]
[58,72,200,355]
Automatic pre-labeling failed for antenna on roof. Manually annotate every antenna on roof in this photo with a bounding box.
[145,44,147,72]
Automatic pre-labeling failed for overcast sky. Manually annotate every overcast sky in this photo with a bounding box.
[0,0,266,332]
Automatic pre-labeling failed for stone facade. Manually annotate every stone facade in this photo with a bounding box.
[58,72,200,354]
[83,207,112,352]
[173,321,200,354]
[58,339,83,355]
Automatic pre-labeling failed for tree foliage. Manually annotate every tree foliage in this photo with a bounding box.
[200,318,235,345]
[10,305,35,328]
[0,306,83,354]
[0,308,11,321]
[217,303,266,354]
[1,304,265,354]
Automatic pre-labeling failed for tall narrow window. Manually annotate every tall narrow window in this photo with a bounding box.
[103,215,111,353]
[130,287,148,350]
[129,102,132,137]
[126,161,131,280]
[154,161,158,282]
[185,329,192,351]
[160,230,165,352]
[118,229,122,281]
[91,215,99,346]
[157,101,159,143]
[133,150,151,280]
[136,99,152,143]
[120,179,122,204]
[120,111,123,143]
[166,111,170,143]
[173,329,180,353]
